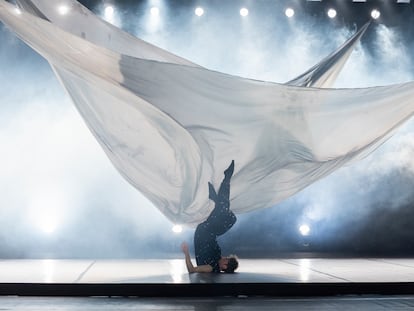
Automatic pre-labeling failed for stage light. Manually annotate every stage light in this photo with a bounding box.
[371,9,381,19]
[240,7,249,17]
[32,205,59,234]
[353,0,367,2]
[195,7,204,17]
[28,186,66,234]
[327,8,337,18]
[102,5,117,25]
[146,3,162,33]
[104,5,114,18]
[57,5,69,15]
[397,0,410,3]
[172,225,183,233]
[150,6,160,16]
[299,224,310,236]
[285,8,295,18]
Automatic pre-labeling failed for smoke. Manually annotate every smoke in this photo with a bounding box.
[290,23,414,253]
[337,23,413,88]
[0,20,179,258]
[1,1,414,258]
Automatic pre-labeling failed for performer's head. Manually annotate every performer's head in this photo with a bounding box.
[219,255,239,273]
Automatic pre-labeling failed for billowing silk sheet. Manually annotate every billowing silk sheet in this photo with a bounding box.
[1,1,414,224]
[14,0,368,89]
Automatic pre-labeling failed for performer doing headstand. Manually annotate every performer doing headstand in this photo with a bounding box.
[181,160,239,273]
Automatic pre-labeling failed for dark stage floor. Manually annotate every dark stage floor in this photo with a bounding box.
[2,296,414,311]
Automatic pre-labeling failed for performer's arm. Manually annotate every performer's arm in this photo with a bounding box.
[181,242,213,273]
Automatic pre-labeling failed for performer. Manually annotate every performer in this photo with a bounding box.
[181,160,239,273]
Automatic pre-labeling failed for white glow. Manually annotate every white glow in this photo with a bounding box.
[43,260,56,283]
[285,8,295,18]
[14,7,22,15]
[57,5,69,15]
[170,259,185,283]
[104,5,114,18]
[150,6,160,16]
[299,224,310,236]
[299,259,310,281]
[240,8,249,17]
[371,9,381,19]
[28,187,65,234]
[172,225,182,233]
[103,5,115,24]
[37,209,59,234]
[327,8,337,19]
[195,7,204,17]
[146,4,162,33]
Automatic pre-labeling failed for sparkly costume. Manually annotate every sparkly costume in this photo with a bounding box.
[194,160,237,272]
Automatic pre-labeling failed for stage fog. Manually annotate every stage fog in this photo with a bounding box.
[1,0,414,258]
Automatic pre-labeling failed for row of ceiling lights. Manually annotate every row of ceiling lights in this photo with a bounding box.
[104,5,382,20]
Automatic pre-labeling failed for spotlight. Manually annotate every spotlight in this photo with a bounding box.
[57,5,69,15]
[371,9,380,19]
[172,225,183,233]
[240,7,249,17]
[104,5,114,18]
[14,7,22,15]
[195,7,204,17]
[31,203,60,234]
[150,6,159,16]
[39,216,58,234]
[105,5,114,16]
[285,8,295,18]
[327,8,337,18]
[299,224,310,236]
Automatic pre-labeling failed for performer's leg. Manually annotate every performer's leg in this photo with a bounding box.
[204,161,236,236]
[209,160,234,205]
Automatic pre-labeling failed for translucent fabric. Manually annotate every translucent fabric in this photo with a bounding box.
[13,0,373,165]
[286,22,370,88]
[14,0,368,88]
[1,1,414,224]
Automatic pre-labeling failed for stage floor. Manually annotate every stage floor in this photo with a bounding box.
[0,258,414,296]
[1,258,414,283]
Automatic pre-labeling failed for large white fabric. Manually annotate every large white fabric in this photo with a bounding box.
[14,0,367,88]
[14,0,198,66]
[1,1,414,224]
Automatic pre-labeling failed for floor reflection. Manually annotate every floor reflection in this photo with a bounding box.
[42,259,56,283]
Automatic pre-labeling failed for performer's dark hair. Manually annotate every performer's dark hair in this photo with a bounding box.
[223,255,239,273]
